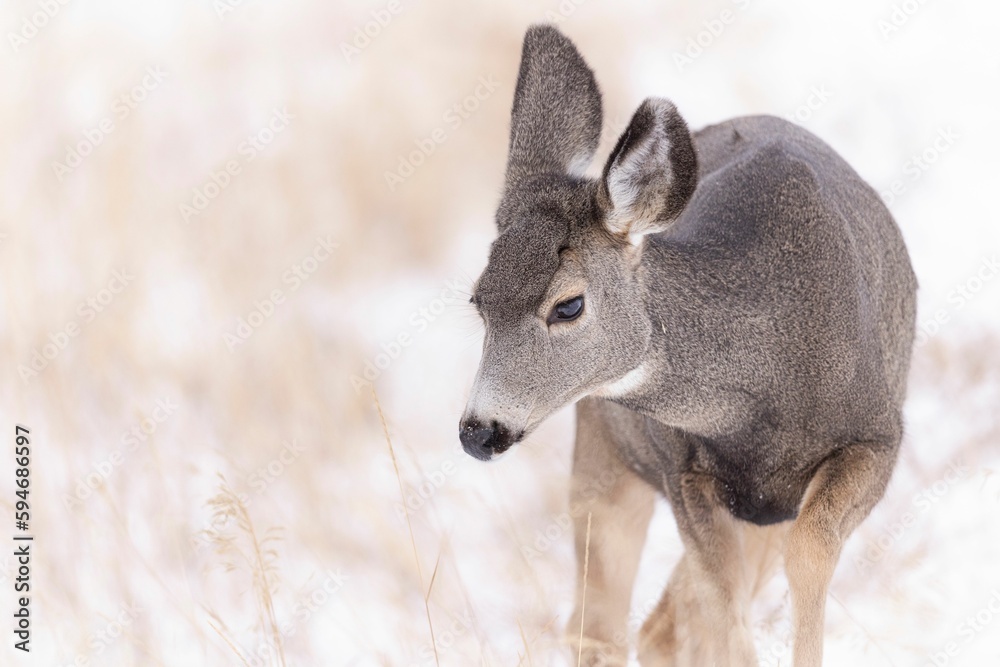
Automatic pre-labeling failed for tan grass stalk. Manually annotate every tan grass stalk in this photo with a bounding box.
[372,387,440,667]
[206,614,253,667]
[577,512,593,667]
[516,618,534,667]
[206,477,286,667]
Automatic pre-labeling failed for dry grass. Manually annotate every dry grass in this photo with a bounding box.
[2,0,998,665]
[204,476,287,667]
[374,386,440,667]
[577,512,593,667]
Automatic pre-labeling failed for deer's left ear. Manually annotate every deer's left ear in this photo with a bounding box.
[598,98,698,238]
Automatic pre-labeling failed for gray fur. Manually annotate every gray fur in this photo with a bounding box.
[504,24,603,193]
[458,24,916,664]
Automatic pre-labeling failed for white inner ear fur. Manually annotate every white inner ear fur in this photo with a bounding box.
[604,113,674,237]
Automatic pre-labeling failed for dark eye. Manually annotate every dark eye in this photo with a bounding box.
[548,295,584,324]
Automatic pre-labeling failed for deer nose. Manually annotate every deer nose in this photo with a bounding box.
[459,417,513,461]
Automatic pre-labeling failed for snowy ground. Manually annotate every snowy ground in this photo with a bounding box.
[1,0,998,665]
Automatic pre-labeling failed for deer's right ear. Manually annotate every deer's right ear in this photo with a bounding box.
[598,98,698,239]
[503,25,603,189]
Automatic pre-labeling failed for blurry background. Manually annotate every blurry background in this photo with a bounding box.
[2,0,999,665]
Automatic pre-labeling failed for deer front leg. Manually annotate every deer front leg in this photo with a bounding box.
[641,472,758,667]
[784,443,896,667]
[567,401,656,666]
[639,521,787,666]
[638,552,710,666]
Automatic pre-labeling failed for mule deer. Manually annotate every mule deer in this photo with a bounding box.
[458,25,916,666]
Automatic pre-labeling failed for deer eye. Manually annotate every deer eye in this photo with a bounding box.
[547,295,584,324]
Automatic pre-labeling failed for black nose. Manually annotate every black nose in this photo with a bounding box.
[459,418,514,461]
